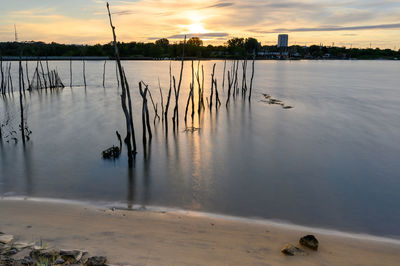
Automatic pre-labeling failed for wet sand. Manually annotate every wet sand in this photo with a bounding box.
[1,198,400,265]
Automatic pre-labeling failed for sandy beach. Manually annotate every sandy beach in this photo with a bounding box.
[1,198,400,265]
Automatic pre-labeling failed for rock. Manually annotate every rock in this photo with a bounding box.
[281,244,307,256]
[0,255,15,265]
[1,247,18,256]
[18,256,34,265]
[299,235,319,250]
[54,258,66,264]
[0,234,14,245]
[60,249,84,263]
[85,256,107,266]
[30,248,59,261]
[13,241,35,251]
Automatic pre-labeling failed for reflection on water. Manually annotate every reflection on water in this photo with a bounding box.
[1,60,400,239]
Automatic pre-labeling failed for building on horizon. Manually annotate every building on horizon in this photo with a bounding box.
[277,34,289,48]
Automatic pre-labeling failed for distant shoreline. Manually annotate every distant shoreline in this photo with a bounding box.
[1,56,399,61]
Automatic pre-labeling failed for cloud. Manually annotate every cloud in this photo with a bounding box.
[258,23,400,33]
[167,32,229,39]
[207,2,234,8]
[1,0,400,48]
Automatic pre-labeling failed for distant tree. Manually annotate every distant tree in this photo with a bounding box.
[187,37,203,47]
[227,38,245,57]
[244,37,260,54]
[155,38,169,49]
[227,38,244,49]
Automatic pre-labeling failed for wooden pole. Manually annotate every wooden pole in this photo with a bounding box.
[18,60,25,145]
[172,36,186,127]
[222,59,226,91]
[158,77,164,121]
[103,60,106,87]
[249,52,255,101]
[70,59,72,87]
[106,2,136,161]
[82,60,87,87]
[164,62,172,120]
[39,61,47,89]
[209,63,216,109]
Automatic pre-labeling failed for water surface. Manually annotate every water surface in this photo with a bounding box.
[1,60,400,238]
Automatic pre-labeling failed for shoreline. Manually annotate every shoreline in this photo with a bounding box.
[1,56,398,61]
[2,196,400,245]
[1,197,400,265]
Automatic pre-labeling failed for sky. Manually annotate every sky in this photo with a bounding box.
[0,0,399,49]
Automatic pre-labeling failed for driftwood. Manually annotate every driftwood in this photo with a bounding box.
[115,61,120,88]
[209,63,216,109]
[70,60,72,87]
[82,60,87,87]
[184,61,195,123]
[18,60,25,145]
[222,59,226,91]
[242,59,248,95]
[139,82,152,144]
[25,61,30,90]
[106,2,136,162]
[172,36,186,127]
[122,68,137,153]
[102,131,122,159]
[158,78,164,121]
[249,53,255,101]
[103,60,106,87]
[164,62,172,121]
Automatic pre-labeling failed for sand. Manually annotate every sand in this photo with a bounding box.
[1,198,400,265]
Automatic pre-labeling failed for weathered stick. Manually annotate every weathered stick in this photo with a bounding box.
[222,59,226,91]
[25,61,30,90]
[46,59,52,89]
[172,36,186,126]
[18,60,25,145]
[82,60,86,87]
[115,61,120,88]
[164,62,172,120]
[209,63,216,109]
[39,61,47,89]
[103,60,106,87]
[70,59,72,87]
[158,77,164,121]
[106,2,136,161]
[249,52,255,101]
[214,79,221,108]
[122,68,137,153]
[226,71,232,107]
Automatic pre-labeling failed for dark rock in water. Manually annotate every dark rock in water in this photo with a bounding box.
[281,244,307,256]
[283,106,293,109]
[299,235,319,250]
[102,146,121,159]
[85,256,107,266]
[60,249,84,263]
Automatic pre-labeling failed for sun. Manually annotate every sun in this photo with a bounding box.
[187,23,207,34]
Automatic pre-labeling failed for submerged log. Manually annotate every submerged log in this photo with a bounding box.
[102,146,121,159]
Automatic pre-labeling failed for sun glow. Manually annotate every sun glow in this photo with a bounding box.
[187,23,207,34]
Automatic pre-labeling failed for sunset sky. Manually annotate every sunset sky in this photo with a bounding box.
[0,0,399,49]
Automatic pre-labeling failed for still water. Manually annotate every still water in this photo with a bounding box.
[1,60,399,238]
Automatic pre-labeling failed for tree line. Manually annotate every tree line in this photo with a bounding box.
[0,37,399,59]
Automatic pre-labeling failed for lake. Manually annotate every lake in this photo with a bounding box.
[1,60,400,239]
